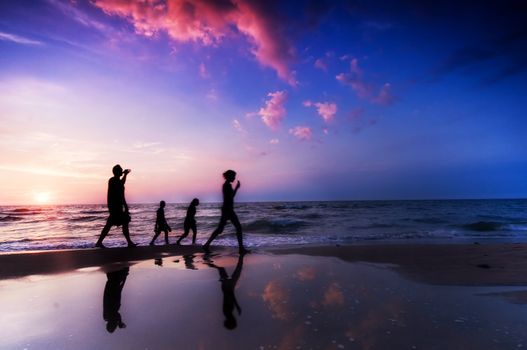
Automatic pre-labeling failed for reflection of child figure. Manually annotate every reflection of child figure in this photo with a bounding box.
[177,198,199,245]
[150,201,171,245]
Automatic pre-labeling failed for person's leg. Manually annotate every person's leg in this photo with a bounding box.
[164,229,169,244]
[203,216,227,249]
[177,224,190,245]
[96,219,113,247]
[191,223,197,244]
[230,212,247,253]
[150,230,161,245]
[122,223,136,247]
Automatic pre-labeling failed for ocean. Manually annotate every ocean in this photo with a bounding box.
[0,200,526,252]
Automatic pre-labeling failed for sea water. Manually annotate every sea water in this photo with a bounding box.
[0,200,526,251]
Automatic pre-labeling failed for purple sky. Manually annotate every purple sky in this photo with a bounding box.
[0,0,526,204]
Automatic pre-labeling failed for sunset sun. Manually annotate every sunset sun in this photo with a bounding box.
[33,192,52,205]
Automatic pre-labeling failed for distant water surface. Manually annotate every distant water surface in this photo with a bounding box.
[0,200,526,251]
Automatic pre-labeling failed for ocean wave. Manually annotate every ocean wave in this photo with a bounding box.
[461,221,527,232]
[68,215,103,222]
[462,221,504,231]
[244,218,307,233]
[0,215,23,222]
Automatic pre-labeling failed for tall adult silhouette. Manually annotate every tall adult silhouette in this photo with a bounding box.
[96,164,136,248]
[205,253,245,329]
[103,267,129,333]
[203,170,248,254]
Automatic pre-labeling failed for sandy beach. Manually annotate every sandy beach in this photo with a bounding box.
[3,243,527,285]
[2,243,527,349]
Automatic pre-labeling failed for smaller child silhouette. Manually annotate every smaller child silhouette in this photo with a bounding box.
[150,201,171,245]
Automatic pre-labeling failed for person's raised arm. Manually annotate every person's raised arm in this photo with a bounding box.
[233,180,241,198]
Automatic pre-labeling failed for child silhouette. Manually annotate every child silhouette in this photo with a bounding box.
[150,201,171,245]
[176,198,199,245]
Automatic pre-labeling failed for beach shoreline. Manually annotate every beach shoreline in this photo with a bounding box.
[2,242,527,286]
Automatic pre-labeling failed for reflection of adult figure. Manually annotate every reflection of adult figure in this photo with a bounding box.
[205,253,245,329]
[96,164,136,248]
[203,170,248,254]
[103,267,129,333]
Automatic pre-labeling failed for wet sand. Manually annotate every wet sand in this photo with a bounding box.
[2,244,527,349]
[2,243,527,285]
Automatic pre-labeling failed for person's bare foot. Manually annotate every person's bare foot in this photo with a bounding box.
[127,242,137,248]
[95,242,106,249]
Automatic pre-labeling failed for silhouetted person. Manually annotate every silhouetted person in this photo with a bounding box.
[176,198,199,245]
[95,165,136,248]
[203,170,248,254]
[103,267,129,333]
[150,200,171,245]
[205,253,245,329]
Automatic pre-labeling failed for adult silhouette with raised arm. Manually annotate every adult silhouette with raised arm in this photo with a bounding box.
[204,253,245,329]
[203,170,248,254]
[96,164,136,248]
[103,267,129,333]
[150,200,171,245]
[176,198,199,245]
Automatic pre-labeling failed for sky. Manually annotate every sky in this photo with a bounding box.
[0,0,526,205]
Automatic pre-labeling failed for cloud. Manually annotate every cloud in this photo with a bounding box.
[336,58,372,99]
[0,32,44,46]
[322,282,345,306]
[371,83,395,105]
[92,0,297,84]
[269,138,279,144]
[314,58,327,71]
[304,101,337,122]
[199,62,210,79]
[205,88,218,101]
[258,90,288,130]
[262,280,290,320]
[232,119,246,134]
[337,58,396,105]
[289,126,312,141]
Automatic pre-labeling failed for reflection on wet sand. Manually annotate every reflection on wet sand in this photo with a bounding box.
[2,251,527,349]
[204,253,245,329]
[103,267,129,333]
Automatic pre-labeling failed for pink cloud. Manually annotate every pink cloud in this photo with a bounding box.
[258,91,287,130]
[289,126,312,141]
[335,58,372,99]
[304,100,337,123]
[322,282,345,306]
[371,83,395,105]
[93,0,296,84]
[314,58,327,71]
[269,138,279,144]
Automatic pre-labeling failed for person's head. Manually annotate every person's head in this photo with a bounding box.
[191,198,200,206]
[223,170,236,182]
[224,315,237,330]
[159,200,166,208]
[112,164,123,177]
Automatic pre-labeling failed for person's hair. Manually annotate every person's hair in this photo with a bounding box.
[112,164,123,176]
[160,200,166,207]
[223,170,236,180]
[191,198,200,206]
